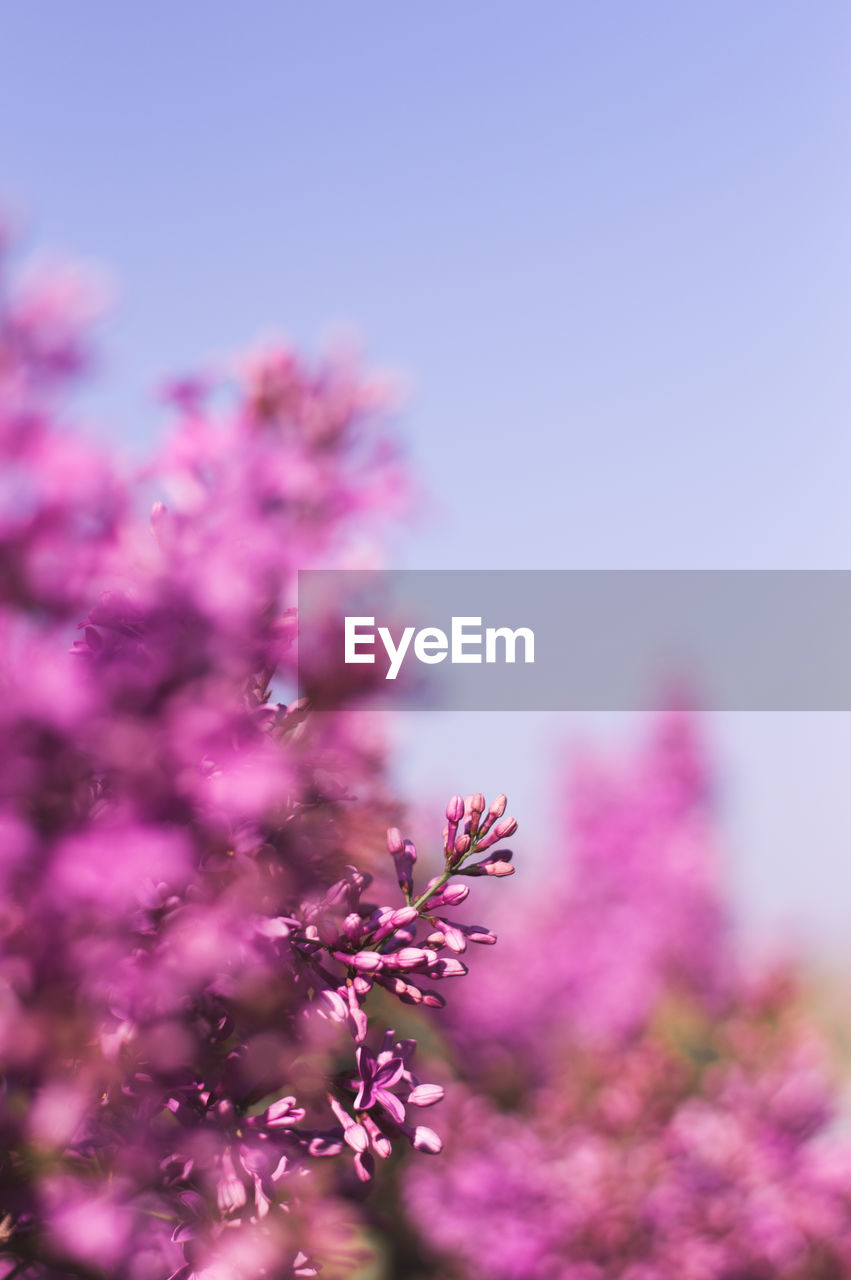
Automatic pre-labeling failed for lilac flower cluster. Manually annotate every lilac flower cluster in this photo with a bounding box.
[403,713,851,1279]
[0,226,516,1279]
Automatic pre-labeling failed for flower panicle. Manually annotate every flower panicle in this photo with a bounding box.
[311,794,517,1177]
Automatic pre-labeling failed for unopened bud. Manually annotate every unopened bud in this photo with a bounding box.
[386,827,404,854]
[342,913,364,941]
[339,950,384,972]
[391,947,437,970]
[490,794,507,819]
[345,1122,369,1153]
[465,925,497,945]
[458,849,514,877]
[446,795,465,823]
[407,1083,445,1107]
[438,883,469,907]
[425,883,470,910]
[411,1125,442,1153]
[466,792,486,836]
[445,794,464,854]
[390,905,419,928]
[428,956,468,978]
[439,921,467,953]
[319,989,348,1021]
[475,815,517,851]
[478,793,507,837]
[363,1115,392,1158]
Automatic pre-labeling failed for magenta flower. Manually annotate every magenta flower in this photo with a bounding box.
[353,1045,407,1123]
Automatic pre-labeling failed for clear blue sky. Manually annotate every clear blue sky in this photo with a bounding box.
[2,2,850,949]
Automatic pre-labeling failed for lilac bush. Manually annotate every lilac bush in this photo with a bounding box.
[0,226,517,1279]
[403,713,851,1279]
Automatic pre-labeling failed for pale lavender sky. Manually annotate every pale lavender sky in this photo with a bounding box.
[2,2,850,948]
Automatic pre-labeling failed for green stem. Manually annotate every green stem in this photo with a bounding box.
[371,842,478,955]
[409,868,452,915]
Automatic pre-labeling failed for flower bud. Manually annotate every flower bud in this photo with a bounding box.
[407,1083,445,1107]
[342,912,364,941]
[337,950,384,973]
[465,925,497,945]
[346,1123,369,1153]
[411,1125,442,1154]
[265,1096,305,1126]
[390,905,419,928]
[309,1135,344,1157]
[457,850,514,877]
[483,860,514,877]
[390,839,416,897]
[378,974,424,1004]
[475,815,517,850]
[478,793,508,837]
[346,983,368,1042]
[445,794,464,853]
[319,989,347,1021]
[426,883,469,909]
[389,947,438,970]
[363,1115,392,1159]
[386,827,404,854]
[446,794,465,823]
[438,921,466,953]
[428,956,468,978]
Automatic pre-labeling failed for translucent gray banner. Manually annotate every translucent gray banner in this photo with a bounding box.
[297,570,851,710]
